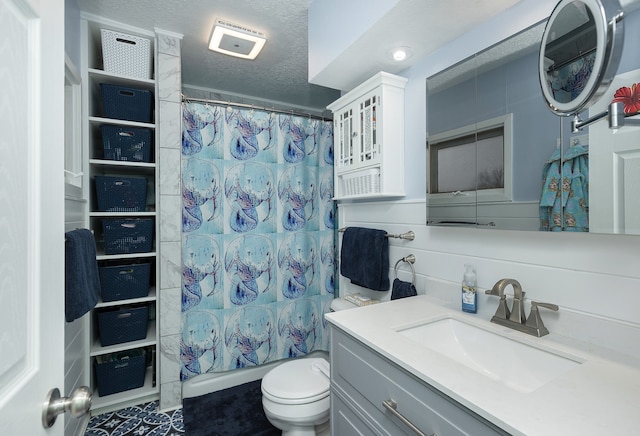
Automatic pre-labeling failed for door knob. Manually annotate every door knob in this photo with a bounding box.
[42,386,92,428]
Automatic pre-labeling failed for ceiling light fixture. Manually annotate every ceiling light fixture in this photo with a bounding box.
[389,47,413,62]
[209,19,266,60]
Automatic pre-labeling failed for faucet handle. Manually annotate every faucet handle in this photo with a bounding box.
[525,301,559,337]
[531,301,559,312]
[485,287,510,320]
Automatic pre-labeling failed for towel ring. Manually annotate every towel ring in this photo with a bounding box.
[394,254,416,285]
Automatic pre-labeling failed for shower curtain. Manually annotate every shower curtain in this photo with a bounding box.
[179,102,336,380]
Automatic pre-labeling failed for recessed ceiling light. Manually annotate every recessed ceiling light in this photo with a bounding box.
[389,47,413,62]
[393,50,407,61]
[209,19,266,60]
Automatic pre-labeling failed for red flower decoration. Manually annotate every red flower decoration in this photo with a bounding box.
[612,83,640,114]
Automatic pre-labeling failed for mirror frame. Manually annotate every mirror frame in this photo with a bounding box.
[539,0,624,116]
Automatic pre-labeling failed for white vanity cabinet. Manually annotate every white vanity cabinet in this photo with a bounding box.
[327,72,407,200]
[330,327,509,436]
[82,17,159,412]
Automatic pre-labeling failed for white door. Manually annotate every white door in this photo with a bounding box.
[0,0,66,435]
[590,69,640,234]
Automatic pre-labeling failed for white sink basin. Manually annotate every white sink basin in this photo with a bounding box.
[397,317,582,393]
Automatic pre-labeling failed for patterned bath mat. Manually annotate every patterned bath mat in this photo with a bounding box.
[85,401,184,435]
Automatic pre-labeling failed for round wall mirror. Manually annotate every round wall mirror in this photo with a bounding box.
[539,0,624,115]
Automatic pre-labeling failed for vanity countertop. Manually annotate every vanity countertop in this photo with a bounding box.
[325,295,640,435]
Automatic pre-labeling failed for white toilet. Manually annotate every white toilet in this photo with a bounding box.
[261,298,356,435]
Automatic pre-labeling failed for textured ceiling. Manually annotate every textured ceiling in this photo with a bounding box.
[76,0,341,111]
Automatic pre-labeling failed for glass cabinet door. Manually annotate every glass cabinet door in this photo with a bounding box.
[357,91,380,167]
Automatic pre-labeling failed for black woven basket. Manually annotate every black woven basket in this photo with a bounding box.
[100,83,152,123]
[95,176,148,213]
[97,305,149,347]
[101,125,152,162]
[94,349,146,396]
[102,218,154,255]
[99,262,151,302]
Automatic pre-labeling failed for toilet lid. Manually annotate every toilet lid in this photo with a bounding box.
[261,358,330,404]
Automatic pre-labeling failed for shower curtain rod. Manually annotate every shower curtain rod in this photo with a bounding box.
[181,94,332,121]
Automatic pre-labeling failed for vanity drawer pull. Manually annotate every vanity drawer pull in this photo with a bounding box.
[382,399,434,436]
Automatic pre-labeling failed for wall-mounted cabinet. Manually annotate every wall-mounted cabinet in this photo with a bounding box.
[328,72,407,200]
[81,16,159,413]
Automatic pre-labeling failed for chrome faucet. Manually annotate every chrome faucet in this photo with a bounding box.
[485,278,558,337]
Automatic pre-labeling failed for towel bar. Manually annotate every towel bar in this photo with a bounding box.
[338,228,415,241]
[394,254,416,285]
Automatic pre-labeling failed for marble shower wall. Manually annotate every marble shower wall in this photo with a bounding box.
[155,29,184,411]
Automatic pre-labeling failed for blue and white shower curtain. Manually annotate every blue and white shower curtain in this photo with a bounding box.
[180,102,336,380]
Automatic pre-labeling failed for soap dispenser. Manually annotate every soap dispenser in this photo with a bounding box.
[461,264,477,313]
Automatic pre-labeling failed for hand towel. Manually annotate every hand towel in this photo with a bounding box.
[65,229,101,322]
[340,227,390,291]
[391,278,417,300]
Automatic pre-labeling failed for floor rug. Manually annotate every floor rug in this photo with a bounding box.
[182,379,280,436]
[85,400,184,435]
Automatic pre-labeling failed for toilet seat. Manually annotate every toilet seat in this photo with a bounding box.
[262,358,330,405]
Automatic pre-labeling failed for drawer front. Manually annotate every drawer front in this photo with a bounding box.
[331,327,508,436]
[332,388,384,436]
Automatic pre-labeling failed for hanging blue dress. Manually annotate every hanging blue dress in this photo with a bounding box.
[561,145,589,232]
[540,148,562,231]
[539,145,589,231]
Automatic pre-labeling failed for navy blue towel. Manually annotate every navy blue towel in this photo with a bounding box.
[340,227,390,291]
[65,229,101,322]
[391,278,417,300]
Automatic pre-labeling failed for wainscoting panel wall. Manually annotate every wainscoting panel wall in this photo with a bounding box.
[338,199,640,358]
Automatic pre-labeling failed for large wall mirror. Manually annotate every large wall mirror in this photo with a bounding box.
[426,1,640,235]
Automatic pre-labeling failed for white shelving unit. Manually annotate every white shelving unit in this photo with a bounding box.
[81,16,159,413]
[327,72,408,200]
